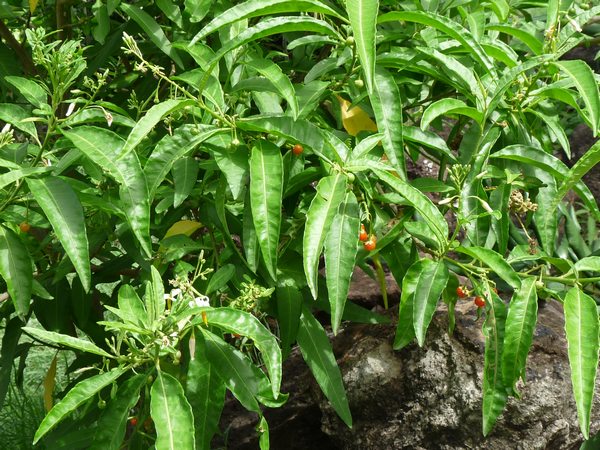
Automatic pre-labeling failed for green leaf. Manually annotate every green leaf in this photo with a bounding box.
[0,225,32,318]
[564,287,600,439]
[403,126,457,163]
[156,0,183,27]
[249,140,284,280]
[245,59,298,119]
[482,292,508,436]
[303,173,348,299]
[172,156,199,208]
[325,191,360,335]
[0,103,39,141]
[486,25,543,55]
[258,415,270,450]
[120,4,184,68]
[200,308,282,398]
[0,167,51,191]
[0,317,22,409]
[64,126,152,256]
[27,177,91,292]
[199,328,278,412]
[412,259,449,346]
[421,98,483,131]
[378,11,495,74]
[574,257,600,274]
[206,264,235,294]
[455,246,521,289]
[185,0,210,22]
[146,266,165,325]
[346,0,378,94]
[22,327,112,357]
[33,367,127,444]
[297,306,352,427]
[145,125,222,199]
[553,60,600,136]
[186,335,226,450]
[91,374,146,450]
[190,0,346,44]
[237,115,348,163]
[275,284,303,359]
[5,75,47,108]
[210,143,249,201]
[373,168,448,247]
[502,277,538,396]
[117,284,148,327]
[118,99,194,159]
[151,370,196,450]
[371,66,405,178]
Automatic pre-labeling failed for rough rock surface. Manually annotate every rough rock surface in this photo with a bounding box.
[217,281,600,449]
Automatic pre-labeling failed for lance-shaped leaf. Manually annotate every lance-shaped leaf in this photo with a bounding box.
[250,140,283,280]
[373,168,448,246]
[199,308,282,398]
[325,191,360,335]
[0,103,39,142]
[245,58,298,119]
[151,370,196,450]
[297,306,352,427]
[412,259,449,346]
[346,0,378,94]
[0,225,32,318]
[27,177,91,292]
[482,292,508,436]
[564,287,600,439]
[502,277,538,396]
[33,367,127,443]
[190,0,346,44]
[371,66,405,178]
[118,99,194,159]
[186,335,226,450]
[64,126,151,256]
[5,75,47,108]
[0,167,51,191]
[455,246,521,289]
[172,156,199,208]
[421,98,484,131]
[393,259,421,349]
[0,318,22,409]
[22,327,112,357]
[303,173,348,299]
[91,374,146,450]
[276,284,303,359]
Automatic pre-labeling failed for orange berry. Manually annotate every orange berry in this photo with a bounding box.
[129,417,138,427]
[363,235,376,251]
[359,224,368,242]
[19,222,30,233]
[292,144,303,155]
[474,296,485,308]
[456,286,467,298]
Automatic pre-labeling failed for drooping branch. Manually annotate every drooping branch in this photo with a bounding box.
[0,19,36,75]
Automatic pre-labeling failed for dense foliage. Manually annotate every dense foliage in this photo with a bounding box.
[1,0,600,448]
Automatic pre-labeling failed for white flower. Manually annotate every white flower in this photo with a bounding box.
[65,102,76,117]
[188,295,210,308]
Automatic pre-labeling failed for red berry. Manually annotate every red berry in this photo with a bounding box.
[363,235,376,251]
[19,222,30,233]
[129,417,138,426]
[456,286,467,298]
[474,296,485,308]
[292,144,303,155]
[359,224,368,242]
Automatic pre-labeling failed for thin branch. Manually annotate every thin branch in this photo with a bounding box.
[0,19,36,75]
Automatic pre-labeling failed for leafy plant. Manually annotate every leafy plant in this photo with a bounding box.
[1,0,600,448]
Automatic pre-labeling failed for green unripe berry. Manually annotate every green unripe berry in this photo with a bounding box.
[345,36,355,46]
[354,79,364,89]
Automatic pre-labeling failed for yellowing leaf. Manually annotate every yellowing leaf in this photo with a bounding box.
[43,355,57,412]
[163,220,202,239]
[29,0,39,12]
[337,95,378,136]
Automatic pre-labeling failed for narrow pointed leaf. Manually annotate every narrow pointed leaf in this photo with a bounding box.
[22,327,112,357]
[199,308,282,398]
[275,284,303,358]
[249,140,283,280]
[0,167,50,191]
[5,75,47,108]
[64,126,151,256]
[172,156,199,208]
[325,192,360,335]
[346,0,378,93]
[502,277,538,395]
[190,0,346,44]
[297,306,352,427]
[412,259,449,346]
[0,225,32,318]
[27,177,91,292]
[91,374,146,450]
[151,371,196,450]
[245,59,298,119]
[0,318,22,409]
[33,367,127,443]
[303,173,348,299]
[564,287,599,439]
[482,292,508,436]
[455,246,521,289]
[371,66,405,178]
[421,98,483,131]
